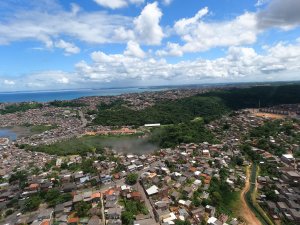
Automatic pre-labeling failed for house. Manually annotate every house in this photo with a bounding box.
[91,192,101,203]
[106,207,122,219]
[105,194,118,208]
[281,154,295,164]
[290,209,300,222]
[128,191,142,202]
[29,183,40,192]
[73,194,83,204]
[170,191,180,202]
[88,216,101,225]
[54,204,64,216]
[107,219,122,225]
[146,185,159,196]
[155,201,169,211]
[62,183,76,193]
[68,217,79,225]
[37,209,53,221]
[207,217,223,225]
[205,205,216,217]
[100,175,112,184]
[155,209,171,222]
[191,207,205,223]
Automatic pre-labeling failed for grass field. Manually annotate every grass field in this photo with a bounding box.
[27,134,157,156]
[30,124,58,133]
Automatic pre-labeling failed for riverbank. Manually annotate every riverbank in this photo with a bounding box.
[240,165,262,225]
[244,164,275,225]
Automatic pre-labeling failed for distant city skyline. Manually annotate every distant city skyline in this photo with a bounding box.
[1,0,300,91]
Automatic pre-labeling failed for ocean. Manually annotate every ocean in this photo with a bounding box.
[0,87,168,103]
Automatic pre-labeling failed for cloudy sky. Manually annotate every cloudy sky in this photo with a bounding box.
[1,0,300,91]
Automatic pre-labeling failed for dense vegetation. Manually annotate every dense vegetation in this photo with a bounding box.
[203,84,300,110]
[22,190,73,212]
[92,84,300,148]
[121,199,149,225]
[150,121,218,148]
[0,102,42,114]
[94,84,300,127]
[94,96,228,126]
[49,100,86,107]
[208,176,240,216]
[125,173,138,185]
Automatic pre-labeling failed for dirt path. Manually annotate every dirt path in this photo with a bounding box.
[239,166,262,225]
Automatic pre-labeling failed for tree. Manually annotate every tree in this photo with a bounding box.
[126,173,138,185]
[174,220,191,225]
[75,201,91,217]
[9,170,28,188]
[121,211,134,225]
[43,189,72,207]
[24,195,41,212]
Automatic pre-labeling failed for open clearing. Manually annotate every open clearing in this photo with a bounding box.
[254,113,286,119]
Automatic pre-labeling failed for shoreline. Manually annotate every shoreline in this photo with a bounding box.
[1,81,300,104]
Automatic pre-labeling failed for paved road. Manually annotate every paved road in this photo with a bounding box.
[78,110,87,128]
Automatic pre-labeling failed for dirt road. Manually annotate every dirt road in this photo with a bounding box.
[240,166,262,225]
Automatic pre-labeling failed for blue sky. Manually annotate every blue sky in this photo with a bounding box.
[0,0,300,91]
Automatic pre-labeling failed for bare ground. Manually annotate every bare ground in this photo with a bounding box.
[239,166,262,225]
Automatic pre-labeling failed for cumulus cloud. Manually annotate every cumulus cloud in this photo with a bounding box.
[74,39,300,85]
[124,41,146,58]
[55,40,80,55]
[2,39,300,91]
[0,3,133,47]
[133,2,164,45]
[0,1,164,53]
[158,8,257,56]
[257,0,300,30]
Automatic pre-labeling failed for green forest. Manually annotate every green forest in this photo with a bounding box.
[92,84,300,148]
[49,100,86,107]
[94,84,300,126]
[0,102,42,114]
[94,96,228,126]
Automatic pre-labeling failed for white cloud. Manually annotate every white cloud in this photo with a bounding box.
[94,0,144,9]
[133,2,164,45]
[57,77,70,84]
[2,39,300,91]
[124,41,146,58]
[0,1,164,52]
[3,80,15,85]
[55,40,80,55]
[160,8,258,56]
[74,39,300,85]
[174,7,209,33]
[0,4,133,47]
[156,42,183,57]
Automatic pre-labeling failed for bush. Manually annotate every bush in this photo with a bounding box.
[126,173,138,185]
